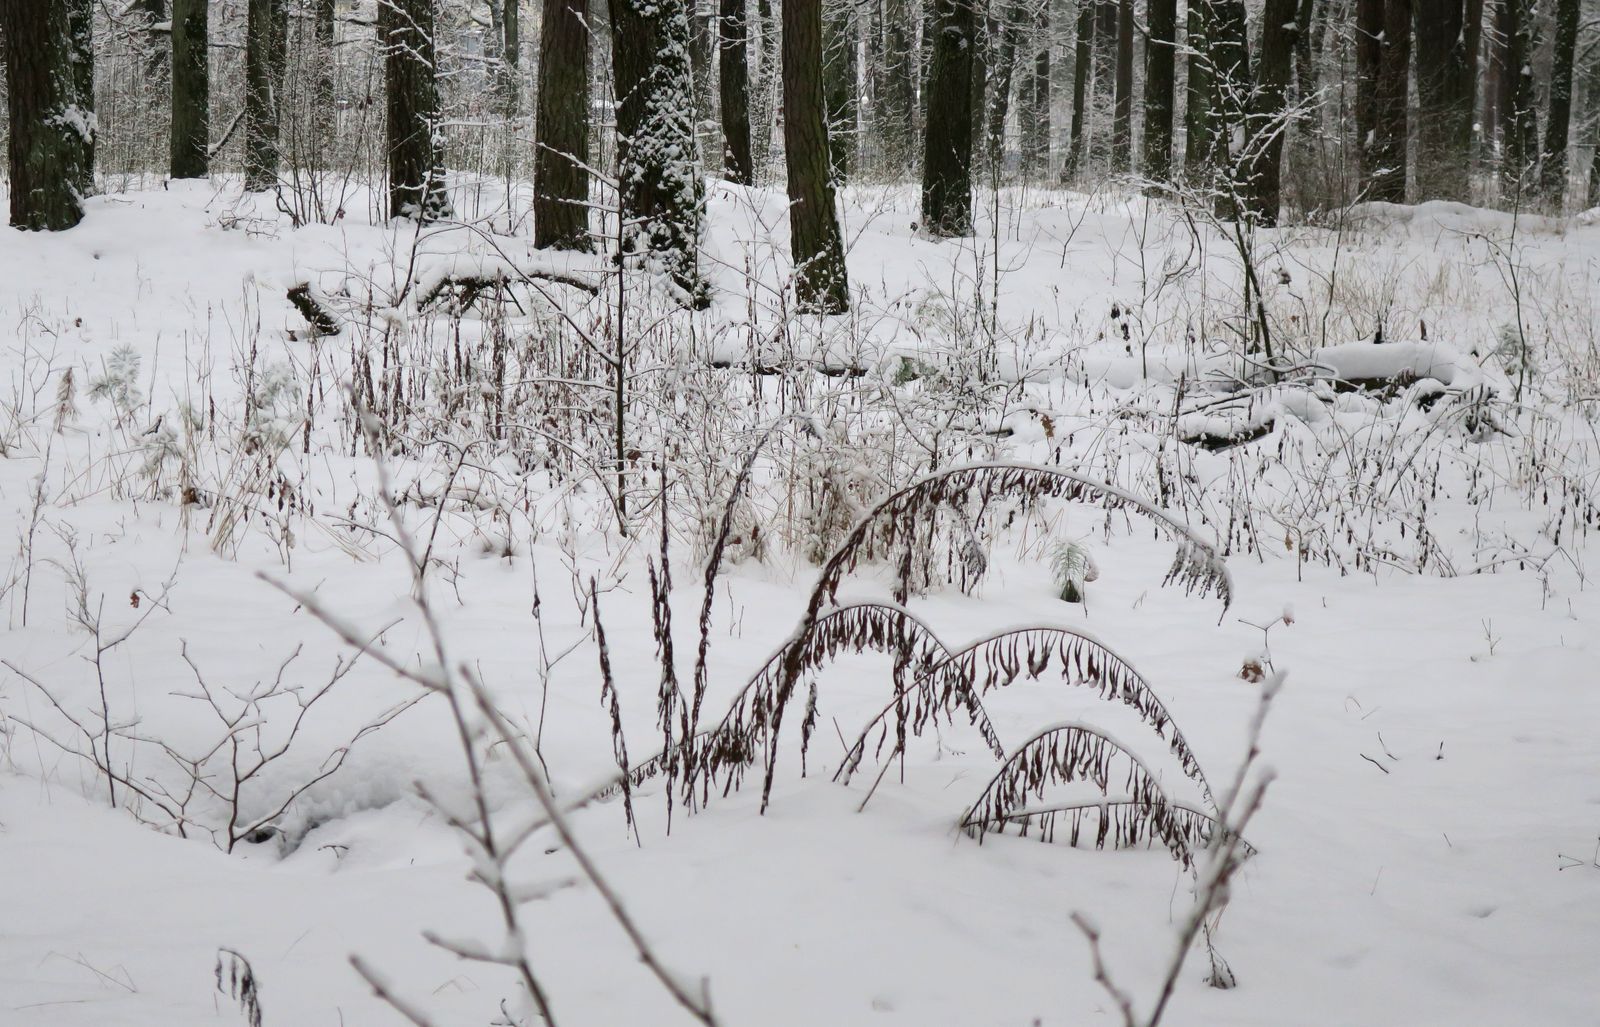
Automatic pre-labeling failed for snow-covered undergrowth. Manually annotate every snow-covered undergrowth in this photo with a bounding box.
[2,179,1598,1025]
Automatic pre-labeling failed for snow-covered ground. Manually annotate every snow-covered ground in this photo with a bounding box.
[2,180,1598,1026]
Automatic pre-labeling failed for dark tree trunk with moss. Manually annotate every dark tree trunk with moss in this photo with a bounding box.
[245,0,288,192]
[1247,0,1298,222]
[720,0,754,182]
[2,0,88,230]
[921,0,976,234]
[380,0,450,221]
[785,0,850,310]
[1412,0,1475,200]
[609,0,708,302]
[1110,0,1132,171]
[824,0,858,179]
[170,0,208,179]
[534,0,591,248]
[1183,1,1212,179]
[1537,0,1579,202]
[1141,0,1175,182]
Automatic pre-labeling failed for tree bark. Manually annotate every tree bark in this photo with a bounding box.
[66,0,94,196]
[1141,0,1176,182]
[1537,0,1579,202]
[1202,0,1252,216]
[1019,1,1051,177]
[921,0,976,234]
[1368,0,1410,202]
[535,0,591,247]
[609,0,708,302]
[1355,0,1381,189]
[1066,0,1093,175]
[1110,0,1132,171]
[719,0,754,182]
[1247,0,1298,222]
[785,0,851,310]
[245,0,288,192]
[1,0,88,229]
[1499,0,1537,196]
[1412,0,1474,199]
[876,0,918,175]
[1182,0,1212,180]
[983,3,1025,175]
[170,0,209,179]
[380,0,450,221]
[824,0,859,179]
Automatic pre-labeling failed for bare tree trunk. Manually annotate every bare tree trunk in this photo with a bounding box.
[380,0,450,221]
[1183,0,1211,180]
[1110,0,1132,171]
[921,0,976,234]
[245,0,287,192]
[785,0,851,310]
[1141,0,1176,182]
[609,0,708,302]
[1413,0,1474,199]
[1065,0,1093,175]
[1537,0,1579,202]
[1248,0,1299,222]
[1202,0,1252,216]
[824,0,859,179]
[877,0,918,175]
[66,0,93,196]
[720,0,754,182]
[1368,0,1410,202]
[170,0,209,179]
[1499,0,1537,196]
[1,0,87,230]
[1019,0,1051,176]
[134,0,168,79]
[1355,0,1380,190]
[535,0,591,247]
[983,3,1024,175]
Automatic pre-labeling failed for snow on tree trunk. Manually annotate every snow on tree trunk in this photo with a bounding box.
[535,0,592,249]
[245,0,287,193]
[2,0,89,230]
[785,0,851,312]
[608,0,710,304]
[380,0,451,222]
[920,0,976,236]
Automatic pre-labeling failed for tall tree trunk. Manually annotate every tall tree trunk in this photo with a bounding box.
[752,0,781,173]
[691,0,717,158]
[1019,0,1051,176]
[1110,0,1132,171]
[1355,0,1381,190]
[921,0,976,233]
[877,0,918,175]
[535,0,591,247]
[380,0,450,221]
[1413,0,1474,199]
[1537,0,1579,202]
[824,0,859,179]
[1065,0,1093,174]
[1500,0,1537,196]
[134,0,168,80]
[1368,0,1410,202]
[1203,0,1252,216]
[785,0,851,310]
[314,0,336,121]
[984,3,1025,174]
[1,0,87,229]
[1249,0,1299,222]
[720,0,754,182]
[170,0,208,179]
[1142,0,1176,182]
[66,0,93,196]
[1183,0,1212,179]
[609,0,708,302]
[245,0,287,192]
